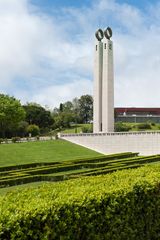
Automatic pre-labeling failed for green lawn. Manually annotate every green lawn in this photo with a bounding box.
[0,139,102,167]
[58,123,160,134]
[125,122,160,131]
[61,124,91,133]
[115,122,160,132]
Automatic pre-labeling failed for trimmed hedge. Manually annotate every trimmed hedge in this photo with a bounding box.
[1,165,160,239]
[0,152,140,188]
[0,162,59,172]
[24,163,83,175]
[0,152,138,173]
[0,153,160,188]
[81,163,141,177]
[72,152,139,164]
[0,174,67,188]
[0,154,155,179]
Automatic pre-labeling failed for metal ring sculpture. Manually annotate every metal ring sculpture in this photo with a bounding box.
[104,27,112,40]
[95,29,104,41]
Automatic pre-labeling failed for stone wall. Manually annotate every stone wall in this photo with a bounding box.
[60,131,160,155]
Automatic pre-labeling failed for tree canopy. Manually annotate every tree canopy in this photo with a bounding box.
[0,93,93,137]
[0,94,25,137]
[78,95,93,123]
[52,95,93,129]
[23,103,53,130]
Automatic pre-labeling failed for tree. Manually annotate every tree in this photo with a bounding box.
[72,98,81,123]
[0,94,25,137]
[23,103,53,130]
[17,121,29,137]
[52,100,76,129]
[62,101,73,112]
[59,103,63,112]
[53,112,75,129]
[27,124,40,136]
[78,95,93,123]
[52,95,93,129]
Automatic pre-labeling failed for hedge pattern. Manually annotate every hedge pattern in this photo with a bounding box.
[0,164,160,239]
[0,152,160,188]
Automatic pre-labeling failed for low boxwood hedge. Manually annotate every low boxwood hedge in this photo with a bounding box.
[72,152,139,164]
[0,165,160,239]
[81,163,141,177]
[0,174,67,188]
[0,154,160,189]
[0,152,137,173]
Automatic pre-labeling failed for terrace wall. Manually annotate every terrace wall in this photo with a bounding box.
[60,131,160,155]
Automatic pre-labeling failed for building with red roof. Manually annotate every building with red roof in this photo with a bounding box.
[115,108,160,123]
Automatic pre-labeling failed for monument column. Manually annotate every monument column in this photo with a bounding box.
[93,29,103,133]
[102,28,114,132]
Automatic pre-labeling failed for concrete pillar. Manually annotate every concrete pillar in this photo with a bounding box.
[102,39,114,132]
[93,40,103,133]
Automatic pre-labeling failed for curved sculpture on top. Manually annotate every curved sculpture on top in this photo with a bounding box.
[95,27,112,41]
[95,29,104,41]
[104,27,112,40]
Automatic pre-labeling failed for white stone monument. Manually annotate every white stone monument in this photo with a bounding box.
[60,27,160,156]
[93,27,114,133]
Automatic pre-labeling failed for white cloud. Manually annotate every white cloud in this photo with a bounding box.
[22,79,93,109]
[114,27,160,107]
[0,0,93,102]
[0,0,51,84]
[0,0,160,108]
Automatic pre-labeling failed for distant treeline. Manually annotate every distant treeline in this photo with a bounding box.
[0,93,93,138]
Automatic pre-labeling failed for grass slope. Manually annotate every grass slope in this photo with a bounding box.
[61,124,91,133]
[0,140,102,167]
[57,123,160,134]
[118,122,160,131]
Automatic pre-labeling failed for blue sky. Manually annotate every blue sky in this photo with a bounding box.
[0,0,160,108]
[31,0,93,9]
[30,0,158,10]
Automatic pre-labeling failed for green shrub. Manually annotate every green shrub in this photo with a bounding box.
[0,138,3,144]
[12,137,21,143]
[27,124,40,136]
[81,125,93,133]
[115,122,131,132]
[137,123,151,130]
[1,165,160,239]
